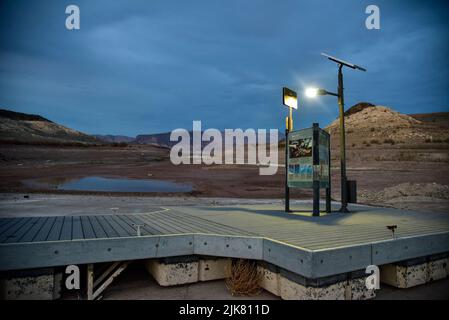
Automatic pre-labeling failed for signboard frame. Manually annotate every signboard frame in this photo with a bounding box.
[286,123,331,215]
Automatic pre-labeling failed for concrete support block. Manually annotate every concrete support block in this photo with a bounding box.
[446,258,449,276]
[258,263,375,300]
[145,258,199,286]
[427,258,448,282]
[350,277,376,300]
[312,281,347,300]
[380,263,427,288]
[0,268,62,300]
[279,275,346,300]
[381,257,448,288]
[279,276,312,300]
[198,257,231,282]
[257,265,281,297]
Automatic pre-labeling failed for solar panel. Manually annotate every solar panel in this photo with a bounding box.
[321,52,366,72]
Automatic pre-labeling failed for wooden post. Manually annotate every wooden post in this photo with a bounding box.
[92,262,129,300]
[87,264,94,300]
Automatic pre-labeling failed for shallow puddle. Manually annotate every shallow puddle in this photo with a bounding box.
[24,176,192,193]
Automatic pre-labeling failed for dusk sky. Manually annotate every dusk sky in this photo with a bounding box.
[0,0,448,136]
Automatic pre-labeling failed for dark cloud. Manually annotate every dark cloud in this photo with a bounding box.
[0,0,448,136]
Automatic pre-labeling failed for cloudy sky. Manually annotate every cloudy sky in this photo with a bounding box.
[0,0,448,136]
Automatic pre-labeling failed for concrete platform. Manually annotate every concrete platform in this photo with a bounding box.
[0,200,448,291]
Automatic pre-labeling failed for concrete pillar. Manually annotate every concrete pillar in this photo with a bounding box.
[446,257,449,276]
[350,277,376,300]
[380,262,427,288]
[198,257,231,282]
[428,258,448,282]
[380,256,448,288]
[257,264,281,297]
[280,275,346,300]
[0,268,62,300]
[258,263,375,300]
[145,257,199,286]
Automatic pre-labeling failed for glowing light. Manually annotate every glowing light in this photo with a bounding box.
[305,88,319,98]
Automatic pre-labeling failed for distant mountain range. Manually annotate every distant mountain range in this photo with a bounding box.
[1,106,448,147]
[93,134,135,144]
[135,130,283,148]
[134,132,174,147]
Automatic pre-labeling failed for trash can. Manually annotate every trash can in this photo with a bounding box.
[346,180,357,203]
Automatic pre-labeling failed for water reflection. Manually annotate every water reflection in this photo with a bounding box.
[24,176,192,193]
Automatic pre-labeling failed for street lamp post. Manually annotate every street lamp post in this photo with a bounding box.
[337,64,349,213]
[282,87,298,213]
[305,53,366,213]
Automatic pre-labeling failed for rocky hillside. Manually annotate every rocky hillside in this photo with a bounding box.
[326,104,449,146]
[0,109,101,145]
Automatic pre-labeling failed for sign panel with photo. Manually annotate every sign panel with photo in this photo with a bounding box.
[287,127,330,188]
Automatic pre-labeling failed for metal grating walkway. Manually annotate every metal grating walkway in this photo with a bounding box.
[0,208,255,243]
[174,204,449,250]
[1,203,448,279]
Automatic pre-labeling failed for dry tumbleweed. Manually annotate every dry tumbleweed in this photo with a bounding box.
[225,259,262,296]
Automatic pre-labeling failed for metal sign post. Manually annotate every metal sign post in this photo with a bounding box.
[282,87,297,213]
[285,126,290,213]
[282,87,331,215]
[312,123,320,216]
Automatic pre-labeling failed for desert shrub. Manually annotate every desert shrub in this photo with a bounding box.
[370,139,380,144]
[383,138,395,145]
[370,127,376,132]
[434,138,443,143]
[425,138,432,143]
[225,259,261,296]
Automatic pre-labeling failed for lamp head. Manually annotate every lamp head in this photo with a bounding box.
[282,87,298,109]
[305,88,327,98]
